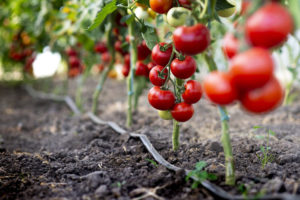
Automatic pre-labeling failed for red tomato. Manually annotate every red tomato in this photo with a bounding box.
[122,64,130,77]
[171,56,196,79]
[173,24,210,55]
[148,86,175,110]
[245,3,293,49]
[101,52,112,63]
[138,41,151,61]
[69,56,81,68]
[240,77,284,113]
[203,71,238,105]
[68,67,81,78]
[229,48,274,90]
[124,54,130,66]
[112,28,120,36]
[151,42,173,66]
[222,33,239,59]
[98,64,105,72]
[178,0,191,9]
[147,62,156,71]
[135,61,149,77]
[149,65,168,86]
[66,48,78,57]
[114,40,124,54]
[150,0,173,14]
[171,103,194,122]
[182,80,202,104]
[94,42,108,53]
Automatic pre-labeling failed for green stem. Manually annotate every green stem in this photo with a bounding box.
[126,10,137,127]
[133,76,147,111]
[75,76,83,111]
[205,51,235,186]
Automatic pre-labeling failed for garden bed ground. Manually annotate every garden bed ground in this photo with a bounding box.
[0,78,300,200]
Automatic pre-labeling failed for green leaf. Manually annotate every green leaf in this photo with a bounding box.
[215,0,235,11]
[253,125,262,130]
[88,0,118,30]
[141,25,159,50]
[195,161,207,171]
[164,31,172,39]
[121,14,134,24]
[192,182,199,189]
[136,0,150,7]
[207,173,217,181]
[255,135,265,140]
[269,129,276,136]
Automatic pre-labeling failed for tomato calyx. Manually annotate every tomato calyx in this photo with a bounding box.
[158,43,172,52]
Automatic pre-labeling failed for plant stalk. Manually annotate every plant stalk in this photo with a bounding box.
[133,76,147,111]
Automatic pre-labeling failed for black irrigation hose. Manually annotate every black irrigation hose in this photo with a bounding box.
[24,85,300,200]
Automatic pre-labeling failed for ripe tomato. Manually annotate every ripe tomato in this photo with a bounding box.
[171,103,194,122]
[66,48,77,57]
[240,77,284,113]
[167,7,191,27]
[122,64,130,77]
[158,110,173,120]
[149,65,168,86]
[178,0,191,9]
[229,48,274,90]
[148,86,175,110]
[98,64,105,72]
[68,67,81,78]
[173,24,210,55]
[69,56,81,68]
[114,40,126,55]
[203,71,238,105]
[182,80,202,104]
[147,62,156,71]
[101,52,112,63]
[222,33,239,59]
[245,3,293,49]
[94,42,108,53]
[171,56,196,79]
[152,43,172,66]
[135,61,149,77]
[138,41,151,61]
[150,0,173,14]
[124,54,130,66]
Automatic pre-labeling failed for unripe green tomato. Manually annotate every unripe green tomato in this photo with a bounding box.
[134,6,149,21]
[158,110,173,120]
[217,3,236,17]
[166,7,191,27]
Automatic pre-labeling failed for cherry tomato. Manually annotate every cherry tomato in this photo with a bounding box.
[147,62,156,71]
[178,0,191,9]
[182,80,202,104]
[94,42,108,53]
[240,77,284,113]
[98,64,105,72]
[245,3,294,49]
[149,65,168,86]
[122,64,130,77]
[152,42,172,66]
[101,52,112,63]
[124,54,130,66]
[158,110,173,120]
[229,48,274,90]
[222,33,239,59]
[114,40,125,55]
[135,61,149,77]
[173,24,210,55]
[171,103,194,122]
[68,67,81,78]
[138,41,151,61]
[171,56,196,79]
[203,71,238,105]
[148,86,175,110]
[167,7,191,27]
[69,56,81,68]
[150,0,173,14]
[66,48,77,57]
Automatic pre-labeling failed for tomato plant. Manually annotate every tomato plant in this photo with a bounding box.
[170,56,197,79]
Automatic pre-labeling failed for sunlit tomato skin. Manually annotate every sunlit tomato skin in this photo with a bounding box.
[240,77,284,114]
[124,54,130,66]
[150,0,173,14]
[122,64,130,77]
[171,56,196,79]
[158,110,173,120]
[182,80,202,104]
[245,3,294,49]
[137,41,151,61]
[152,43,172,66]
[94,42,108,53]
[149,65,168,86]
[148,86,175,110]
[69,56,81,68]
[147,62,156,71]
[135,61,149,77]
[171,103,194,122]
[173,24,210,55]
[229,48,274,90]
[178,0,191,9]
[101,52,112,63]
[222,33,239,59]
[203,71,238,105]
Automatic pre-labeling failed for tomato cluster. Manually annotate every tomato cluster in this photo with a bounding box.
[66,47,84,78]
[206,2,293,114]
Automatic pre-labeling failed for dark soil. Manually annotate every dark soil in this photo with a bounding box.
[0,78,300,200]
